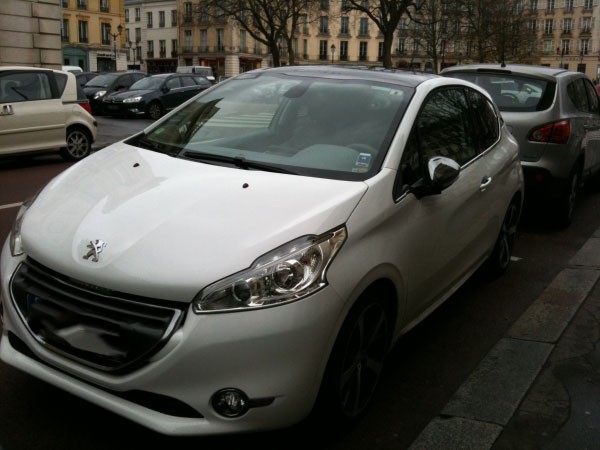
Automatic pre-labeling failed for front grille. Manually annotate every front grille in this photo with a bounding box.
[9,258,187,374]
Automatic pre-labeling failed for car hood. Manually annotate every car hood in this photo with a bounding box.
[108,89,154,100]
[21,144,367,302]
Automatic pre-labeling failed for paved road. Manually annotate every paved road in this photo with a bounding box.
[94,115,154,150]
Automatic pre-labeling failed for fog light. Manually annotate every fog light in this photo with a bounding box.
[211,388,249,418]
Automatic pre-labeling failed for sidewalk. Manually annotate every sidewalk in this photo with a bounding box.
[408,228,600,450]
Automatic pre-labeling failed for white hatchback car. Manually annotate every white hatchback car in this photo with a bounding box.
[0,66,97,161]
[0,66,523,436]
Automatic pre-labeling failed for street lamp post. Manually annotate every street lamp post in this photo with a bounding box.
[330,43,336,64]
[108,24,123,70]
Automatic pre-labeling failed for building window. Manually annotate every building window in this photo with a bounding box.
[171,39,178,57]
[319,16,329,34]
[359,41,368,60]
[546,0,554,13]
[184,2,193,21]
[565,0,573,12]
[159,40,166,58]
[78,20,88,43]
[302,15,309,34]
[217,28,224,51]
[159,11,165,27]
[184,30,192,52]
[171,10,177,26]
[147,40,154,58]
[319,40,327,60]
[135,8,141,21]
[584,0,592,10]
[200,29,208,52]
[77,0,86,10]
[101,23,111,45]
[62,0,69,7]
[61,19,69,42]
[320,0,329,10]
[378,42,384,58]
[561,39,570,55]
[544,19,553,34]
[100,0,109,12]
[125,9,129,23]
[240,30,247,52]
[340,17,349,35]
[340,40,348,60]
[359,18,369,36]
[581,39,590,55]
[147,12,153,28]
[397,38,405,54]
[135,27,141,43]
[563,18,571,34]
[582,17,592,33]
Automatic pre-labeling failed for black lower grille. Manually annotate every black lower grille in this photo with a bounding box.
[9,258,187,374]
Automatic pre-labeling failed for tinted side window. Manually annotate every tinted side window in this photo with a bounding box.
[166,77,182,89]
[181,76,196,87]
[0,72,53,103]
[55,72,68,95]
[416,88,477,166]
[467,88,500,152]
[567,78,590,112]
[583,78,599,112]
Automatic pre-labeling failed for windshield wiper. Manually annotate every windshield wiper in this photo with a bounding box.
[182,151,296,174]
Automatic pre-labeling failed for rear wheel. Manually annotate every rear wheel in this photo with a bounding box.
[146,101,163,120]
[556,169,580,228]
[485,199,520,277]
[315,293,391,426]
[60,126,91,161]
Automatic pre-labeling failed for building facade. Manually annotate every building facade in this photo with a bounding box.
[61,0,126,71]
[536,0,600,81]
[124,0,178,73]
[0,0,62,68]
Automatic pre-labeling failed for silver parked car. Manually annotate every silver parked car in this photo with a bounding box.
[441,64,600,226]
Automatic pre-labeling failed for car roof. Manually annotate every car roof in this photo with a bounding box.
[441,63,581,82]
[246,65,440,88]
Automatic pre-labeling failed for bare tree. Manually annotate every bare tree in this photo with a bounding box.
[342,0,420,68]
[200,0,319,66]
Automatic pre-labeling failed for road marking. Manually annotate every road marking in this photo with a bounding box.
[0,202,22,210]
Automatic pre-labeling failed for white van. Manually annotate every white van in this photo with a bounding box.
[62,65,83,73]
[176,65,215,83]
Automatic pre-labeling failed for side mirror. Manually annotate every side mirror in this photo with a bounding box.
[409,156,461,199]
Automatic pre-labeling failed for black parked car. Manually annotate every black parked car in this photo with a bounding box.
[83,71,147,114]
[102,73,213,120]
[75,72,100,89]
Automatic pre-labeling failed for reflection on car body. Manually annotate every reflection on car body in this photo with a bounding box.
[0,65,523,437]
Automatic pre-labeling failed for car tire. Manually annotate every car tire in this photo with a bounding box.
[314,292,391,427]
[147,102,163,120]
[60,126,92,161]
[556,169,580,228]
[485,199,520,278]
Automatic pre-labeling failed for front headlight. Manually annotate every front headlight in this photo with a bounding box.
[94,90,107,99]
[193,226,347,313]
[9,192,39,257]
[123,96,143,103]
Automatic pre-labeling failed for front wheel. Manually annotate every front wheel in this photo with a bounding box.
[60,126,92,161]
[485,200,520,277]
[314,294,391,426]
[146,102,163,120]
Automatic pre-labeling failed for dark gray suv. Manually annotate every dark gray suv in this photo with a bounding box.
[441,64,600,226]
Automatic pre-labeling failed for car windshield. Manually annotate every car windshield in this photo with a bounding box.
[127,71,411,181]
[130,77,165,90]
[85,73,119,87]
[448,72,554,112]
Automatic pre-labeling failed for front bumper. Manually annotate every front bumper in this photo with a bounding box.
[0,241,345,436]
[102,102,146,116]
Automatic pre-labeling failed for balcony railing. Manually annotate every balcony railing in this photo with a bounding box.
[100,6,109,12]
[159,51,166,58]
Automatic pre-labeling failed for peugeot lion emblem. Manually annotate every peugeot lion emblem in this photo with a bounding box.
[83,239,107,262]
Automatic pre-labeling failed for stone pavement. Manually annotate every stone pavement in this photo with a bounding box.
[408,228,600,450]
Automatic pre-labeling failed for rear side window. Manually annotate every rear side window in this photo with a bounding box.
[567,78,591,112]
[55,72,68,95]
[0,71,54,103]
[466,89,500,151]
[445,72,554,112]
[181,76,197,87]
